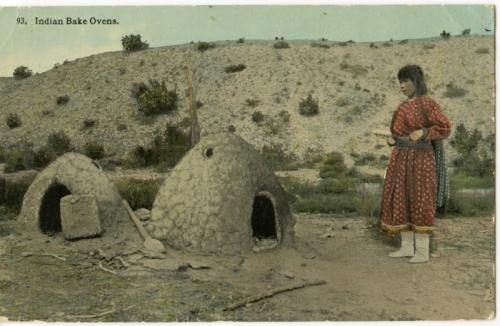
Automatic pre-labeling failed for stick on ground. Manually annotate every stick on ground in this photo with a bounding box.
[223,280,327,311]
[67,304,136,319]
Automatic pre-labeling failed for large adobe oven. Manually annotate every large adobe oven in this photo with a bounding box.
[148,132,295,255]
[18,153,127,238]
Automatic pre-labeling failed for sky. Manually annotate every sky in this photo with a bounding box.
[0,4,494,76]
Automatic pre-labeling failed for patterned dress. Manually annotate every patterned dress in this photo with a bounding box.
[380,95,451,234]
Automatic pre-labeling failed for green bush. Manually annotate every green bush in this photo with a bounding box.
[5,113,21,129]
[47,131,72,155]
[260,143,298,171]
[319,152,349,178]
[121,34,149,52]
[273,41,290,49]
[444,83,466,98]
[84,141,105,160]
[237,38,245,43]
[462,28,471,36]
[13,66,32,79]
[127,124,190,169]
[33,145,56,168]
[0,174,36,214]
[450,172,494,189]
[278,110,291,123]
[115,179,162,210]
[446,191,494,216]
[293,194,357,214]
[245,98,260,108]
[3,146,35,173]
[450,123,494,177]
[197,42,215,52]
[299,95,319,116]
[82,119,96,129]
[317,177,359,194]
[224,64,246,73]
[136,80,178,116]
[56,95,69,105]
[252,111,265,123]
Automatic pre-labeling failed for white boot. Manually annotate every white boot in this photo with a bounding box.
[389,231,414,257]
[409,233,429,263]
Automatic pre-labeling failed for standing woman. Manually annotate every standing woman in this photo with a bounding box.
[380,65,451,263]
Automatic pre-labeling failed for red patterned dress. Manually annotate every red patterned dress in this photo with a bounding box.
[380,95,451,234]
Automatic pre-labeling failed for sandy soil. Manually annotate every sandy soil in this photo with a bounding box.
[0,213,494,321]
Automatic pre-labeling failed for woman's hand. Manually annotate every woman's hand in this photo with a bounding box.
[409,129,424,142]
[387,137,395,146]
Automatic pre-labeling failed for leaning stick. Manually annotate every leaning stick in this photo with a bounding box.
[223,280,327,311]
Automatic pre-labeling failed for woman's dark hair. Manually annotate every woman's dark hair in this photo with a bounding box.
[397,65,427,96]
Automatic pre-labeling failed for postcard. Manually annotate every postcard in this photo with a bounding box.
[0,3,495,322]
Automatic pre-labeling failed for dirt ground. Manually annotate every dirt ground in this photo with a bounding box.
[0,213,495,322]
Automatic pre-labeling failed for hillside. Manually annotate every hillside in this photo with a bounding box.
[0,36,494,165]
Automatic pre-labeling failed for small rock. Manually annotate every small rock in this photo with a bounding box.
[431,253,440,258]
[342,225,349,230]
[135,208,151,221]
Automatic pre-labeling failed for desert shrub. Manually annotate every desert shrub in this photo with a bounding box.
[443,83,466,98]
[121,34,149,52]
[311,42,330,49]
[450,172,494,189]
[317,177,359,194]
[117,123,127,131]
[135,80,178,116]
[260,143,298,171]
[319,152,348,178]
[84,141,105,160]
[245,98,260,108]
[449,123,494,178]
[237,37,245,43]
[293,194,358,214]
[399,39,408,44]
[369,43,378,49]
[0,174,36,214]
[224,64,246,73]
[3,145,35,173]
[440,30,451,39]
[118,67,126,75]
[127,124,190,169]
[0,147,4,163]
[13,66,32,79]
[475,48,489,54]
[446,191,494,216]
[462,28,471,36]
[196,100,204,109]
[197,42,215,52]
[279,110,290,123]
[228,125,236,133]
[115,179,162,210]
[56,95,69,105]
[299,95,319,116]
[33,146,56,168]
[5,113,21,129]
[382,42,392,47]
[47,131,72,155]
[252,111,265,123]
[273,41,290,49]
[82,119,96,129]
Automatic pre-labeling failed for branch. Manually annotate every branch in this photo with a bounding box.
[223,280,327,311]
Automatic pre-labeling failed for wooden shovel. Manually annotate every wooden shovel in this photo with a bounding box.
[122,200,166,253]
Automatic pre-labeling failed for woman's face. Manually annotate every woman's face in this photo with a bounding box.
[400,79,416,98]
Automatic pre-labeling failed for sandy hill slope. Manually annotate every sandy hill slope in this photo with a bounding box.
[0,36,494,163]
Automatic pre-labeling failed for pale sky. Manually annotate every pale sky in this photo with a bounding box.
[0,5,494,76]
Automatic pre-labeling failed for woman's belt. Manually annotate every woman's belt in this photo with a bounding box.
[394,136,433,149]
